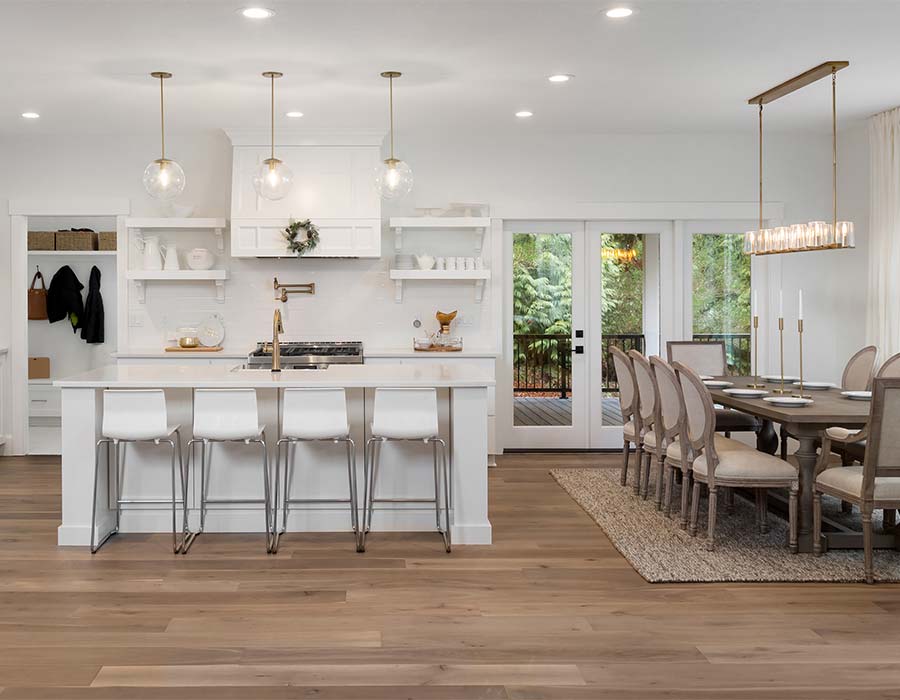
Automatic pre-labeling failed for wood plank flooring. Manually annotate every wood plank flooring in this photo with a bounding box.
[512,398,623,426]
[0,452,899,698]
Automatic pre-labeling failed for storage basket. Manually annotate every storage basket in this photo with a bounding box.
[55,230,97,251]
[27,231,56,251]
[97,231,117,251]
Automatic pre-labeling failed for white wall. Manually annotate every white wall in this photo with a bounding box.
[0,124,871,449]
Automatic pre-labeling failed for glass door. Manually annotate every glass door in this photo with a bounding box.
[586,222,666,448]
[507,222,587,449]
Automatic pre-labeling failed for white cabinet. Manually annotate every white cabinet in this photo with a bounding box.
[229,144,383,258]
[29,383,61,418]
[231,218,382,258]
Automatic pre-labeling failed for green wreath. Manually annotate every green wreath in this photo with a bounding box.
[283,219,320,256]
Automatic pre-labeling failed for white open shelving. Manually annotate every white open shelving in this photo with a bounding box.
[125,217,227,252]
[389,268,491,303]
[389,216,490,252]
[125,269,229,303]
[28,250,117,257]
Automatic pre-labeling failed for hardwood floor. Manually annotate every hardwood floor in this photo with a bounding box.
[0,452,899,698]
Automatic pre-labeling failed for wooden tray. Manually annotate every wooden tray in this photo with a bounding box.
[414,345,463,352]
[164,346,224,353]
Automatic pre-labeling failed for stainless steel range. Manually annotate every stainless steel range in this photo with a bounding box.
[246,341,364,370]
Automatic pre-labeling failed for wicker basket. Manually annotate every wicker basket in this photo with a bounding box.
[97,232,117,251]
[27,231,56,251]
[55,230,97,251]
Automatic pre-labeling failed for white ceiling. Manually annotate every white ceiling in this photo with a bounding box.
[1,0,899,137]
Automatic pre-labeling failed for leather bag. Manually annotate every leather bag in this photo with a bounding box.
[28,269,48,320]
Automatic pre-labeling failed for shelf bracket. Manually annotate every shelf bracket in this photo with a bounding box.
[215,280,226,303]
[474,279,485,303]
[133,280,146,304]
[214,228,224,253]
[474,227,485,252]
[394,226,403,252]
[394,279,403,303]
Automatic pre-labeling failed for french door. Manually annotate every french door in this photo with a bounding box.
[506,220,668,450]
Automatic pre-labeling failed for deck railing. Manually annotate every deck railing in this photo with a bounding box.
[513,333,646,397]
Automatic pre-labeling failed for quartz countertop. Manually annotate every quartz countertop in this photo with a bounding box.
[54,363,495,389]
[113,347,500,359]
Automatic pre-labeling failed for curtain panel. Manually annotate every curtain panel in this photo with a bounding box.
[867,106,900,357]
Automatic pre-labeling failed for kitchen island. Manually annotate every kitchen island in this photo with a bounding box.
[54,363,493,547]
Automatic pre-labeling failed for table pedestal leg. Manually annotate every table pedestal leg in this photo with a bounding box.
[793,428,820,553]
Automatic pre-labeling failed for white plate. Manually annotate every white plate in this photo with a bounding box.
[763,396,814,407]
[762,374,800,382]
[722,388,769,398]
[699,375,714,380]
[703,380,733,388]
[792,381,835,390]
[841,390,872,401]
[198,314,225,348]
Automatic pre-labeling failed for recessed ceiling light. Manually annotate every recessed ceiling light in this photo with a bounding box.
[241,7,274,19]
[21,112,40,119]
[548,74,574,83]
[606,7,633,18]
[285,111,304,118]
[515,110,533,119]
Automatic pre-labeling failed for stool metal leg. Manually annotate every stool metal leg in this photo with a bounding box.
[430,437,452,553]
[272,437,291,554]
[344,437,362,552]
[250,435,273,553]
[90,439,116,553]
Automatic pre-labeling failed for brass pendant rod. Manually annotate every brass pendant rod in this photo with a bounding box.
[832,68,837,233]
[389,74,394,160]
[159,74,165,160]
[270,73,275,161]
[758,102,763,235]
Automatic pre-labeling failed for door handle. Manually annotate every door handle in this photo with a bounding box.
[571,345,584,355]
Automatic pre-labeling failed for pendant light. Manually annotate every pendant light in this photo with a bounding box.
[143,72,186,200]
[253,71,293,201]
[375,71,413,199]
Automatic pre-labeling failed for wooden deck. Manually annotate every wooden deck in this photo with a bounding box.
[514,396,623,426]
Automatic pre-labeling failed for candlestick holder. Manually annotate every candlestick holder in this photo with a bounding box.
[772,317,788,394]
[747,315,766,388]
[792,319,811,398]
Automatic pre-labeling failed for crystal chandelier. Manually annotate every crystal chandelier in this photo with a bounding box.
[743,61,854,256]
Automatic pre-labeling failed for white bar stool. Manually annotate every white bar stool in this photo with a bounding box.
[184,389,272,553]
[361,388,451,553]
[91,390,188,554]
[271,388,360,553]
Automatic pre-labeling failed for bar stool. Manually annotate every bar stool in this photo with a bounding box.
[361,388,451,553]
[271,388,360,554]
[90,390,187,554]
[183,389,272,553]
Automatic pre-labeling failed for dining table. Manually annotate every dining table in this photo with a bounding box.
[708,376,873,553]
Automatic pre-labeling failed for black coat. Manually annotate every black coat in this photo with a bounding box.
[47,265,84,332]
[80,266,104,344]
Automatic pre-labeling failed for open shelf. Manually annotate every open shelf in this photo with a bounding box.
[126,269,228,303]
[28,250,117,257]
[389,216,491,252]
[125,217,227,252]
[389,268,491,303]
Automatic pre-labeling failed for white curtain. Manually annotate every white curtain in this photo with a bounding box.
[867,107,900,357]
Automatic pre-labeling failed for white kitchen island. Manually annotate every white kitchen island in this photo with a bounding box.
[54,363,493,547]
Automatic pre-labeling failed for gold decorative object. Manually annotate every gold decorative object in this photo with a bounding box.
[743,61,854,256]
[273,277,315,302]
[747,314,765,388]
[773,316,788,394]
[436,310,457,335]
[793,318,811,398]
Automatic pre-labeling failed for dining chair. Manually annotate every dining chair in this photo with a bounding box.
[813,377,900,583]
[665,340,761,440]
[842,345,879,391]
[673,361,799,552]
[628,350,659,501]
[610,346,640,490]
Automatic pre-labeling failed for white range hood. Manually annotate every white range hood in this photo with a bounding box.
[224,129,383,258]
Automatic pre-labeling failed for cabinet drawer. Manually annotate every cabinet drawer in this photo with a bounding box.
[29,385,61,417]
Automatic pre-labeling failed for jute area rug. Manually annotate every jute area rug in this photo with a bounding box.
[551,467,900,583]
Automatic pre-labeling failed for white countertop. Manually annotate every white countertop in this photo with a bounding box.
[54,363,495,389]
[114,347,500,359]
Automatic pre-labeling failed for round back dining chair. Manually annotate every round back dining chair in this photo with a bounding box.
[842,345,878,391]
[666,341,727,377]
[876,352,900,379]
[651,356,691,520]
[628,350,660,501]
[610,346,639,488]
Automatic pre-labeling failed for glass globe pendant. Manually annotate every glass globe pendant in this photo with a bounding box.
[143,72,185,200]
[375,71,413,199]
[254,71,293,201]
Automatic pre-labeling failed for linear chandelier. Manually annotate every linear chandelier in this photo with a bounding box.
[743,61,855,256]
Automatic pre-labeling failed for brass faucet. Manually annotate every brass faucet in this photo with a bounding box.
[272,307,284,373]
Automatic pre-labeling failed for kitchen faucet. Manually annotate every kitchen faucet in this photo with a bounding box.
[271,307,284,372]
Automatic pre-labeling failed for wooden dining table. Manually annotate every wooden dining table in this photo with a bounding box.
[708,377,871,553]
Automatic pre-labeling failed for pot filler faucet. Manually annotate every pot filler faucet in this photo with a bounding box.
[270,277,316,373]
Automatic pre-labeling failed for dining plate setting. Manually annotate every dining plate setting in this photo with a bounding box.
[841,390,872,401]
[792,381,835,390]
[722,388,768,398]
[763,396,814,407]
[762,374,800,382]
[703,380,733,388]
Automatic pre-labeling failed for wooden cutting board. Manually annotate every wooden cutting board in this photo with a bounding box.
[164,346,224,353]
